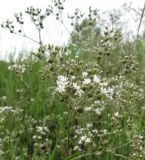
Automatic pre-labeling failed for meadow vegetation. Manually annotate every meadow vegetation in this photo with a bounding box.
[0,1,145,159]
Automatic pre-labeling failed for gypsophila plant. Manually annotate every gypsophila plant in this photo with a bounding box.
[1,1,145,160]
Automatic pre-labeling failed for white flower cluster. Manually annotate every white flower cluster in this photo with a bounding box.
[82,72,101,84]
[56,75,84,97]
[0,106,23,123]
[82,78,91,85]
[56,71,122,102]
[100,86,115,99]
[78,135,91,144]
[82,73,102,86]
[84,102,105,115]
[0,106,13,113]
[8,64,26,73]
[93,75,101,83]
[73,126,93,151]
[55,71,116,100]
[73,83,84,97]
[33,126,49,138]
[0,106,23,114]
[82,72,88,77]
[56,75,68,93]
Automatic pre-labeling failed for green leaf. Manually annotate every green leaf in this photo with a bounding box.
[64,151,102,160]
[64,152,82,160]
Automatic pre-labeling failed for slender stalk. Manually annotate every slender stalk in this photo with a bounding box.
[60,20,71,36]
[38,28,42,45]
[137,2,145,38]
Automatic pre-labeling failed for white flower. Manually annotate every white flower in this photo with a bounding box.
[56,85,66,93]
[76,89,84,97]
[83,78,91,85]
[8,66,12,70]
[71,76,76,80]
[100,82,108,86]
[107,87,114,94]
[73,83,84,97]
[57,76,68,85]
[74,146,81,151]
[73,83,80,90]
[114,112,119,117]
[139,135,143,139]
[8,64,26,73]
[93,75,101,83]
[36,126,43,132]
[100,87,108,95]
[82,72,88,77]
[85,137,91,143]
[102,129,107,135]
[100,86,114,99]
[79,136,86,142]
[31,98,34,102]
[79,135,91,144]
[0,106,13,113]
[95,108,101,115]
[21,67,26,73]
[56,75,68,93]
[94,100,101,104]
[84,107,92,111]
[87,123,93,128]
[92,129,98,134]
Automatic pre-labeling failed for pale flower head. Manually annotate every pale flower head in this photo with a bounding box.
[82,78,91,85]
[79,135,91,144]
[56,75,68,93]
[95,108,101,115]
[82,72,88,77]
[114,112,119,117]
[100,86,114,99]
[73,83,80,90]
[84,107,92,111]
[73,83,84,97]
[93,75,101,83]
[75,89,84,97]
